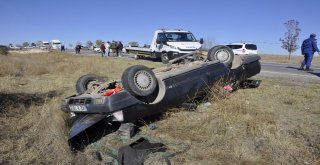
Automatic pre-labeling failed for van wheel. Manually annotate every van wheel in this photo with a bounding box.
[207,45,234,67]
[121,65,157,97]
[76,74,105,94]
[161,53,170,64]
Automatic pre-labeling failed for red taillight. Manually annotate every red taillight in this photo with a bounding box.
[102,87,123,96]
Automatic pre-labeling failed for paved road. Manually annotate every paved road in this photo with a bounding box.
[259,62,320,82]
[66,49,320,82]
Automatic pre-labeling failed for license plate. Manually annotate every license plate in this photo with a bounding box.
[69,105,87,112]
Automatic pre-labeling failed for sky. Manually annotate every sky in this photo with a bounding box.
[0,0,319,54]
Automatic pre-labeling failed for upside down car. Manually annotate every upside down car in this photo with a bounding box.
[61,45,261,147]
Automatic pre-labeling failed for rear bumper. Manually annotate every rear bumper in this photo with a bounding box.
[62,91,141,114]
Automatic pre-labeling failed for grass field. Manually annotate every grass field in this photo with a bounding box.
[260,54,320,66]
[0,52,319,164]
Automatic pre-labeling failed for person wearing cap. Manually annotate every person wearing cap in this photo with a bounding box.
[299,33,320,71]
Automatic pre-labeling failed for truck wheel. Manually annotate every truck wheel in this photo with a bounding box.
[121,65,157,97]
[207,45,234,67]
[161,53,170,64]
[76,74,105,94]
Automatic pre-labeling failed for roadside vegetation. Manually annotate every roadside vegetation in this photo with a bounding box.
[261,54,320,66]
[0,52,319,164]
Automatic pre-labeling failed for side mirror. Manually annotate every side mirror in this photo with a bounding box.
[199,38,204,44]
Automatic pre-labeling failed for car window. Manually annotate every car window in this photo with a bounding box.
[245,44,257,50]
[227,45,243,49]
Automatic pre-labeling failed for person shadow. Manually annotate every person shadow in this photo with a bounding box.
[286,66,320,77]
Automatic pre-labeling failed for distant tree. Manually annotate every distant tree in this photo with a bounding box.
[16,44,22,47]
[202,37,216,51]
[31,43,36,47]
[69,43,73,48]
[279,20,301,60]
[22,42,29,47]
[96,39,102,46]
[86,40,93,48]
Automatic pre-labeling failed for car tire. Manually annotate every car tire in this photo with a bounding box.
[161,52,170,64]
[121,65,157,97]
[76,74,105,94]
[207,45,234,67]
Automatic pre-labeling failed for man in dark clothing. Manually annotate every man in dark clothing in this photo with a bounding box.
[100,42,106,57]
[75,44,81,54]
[117,41,123,57]
[299,33,320,71]
[60,45,65,52]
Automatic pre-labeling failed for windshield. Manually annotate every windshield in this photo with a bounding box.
[52,42,61,45]
[158,32,197,42]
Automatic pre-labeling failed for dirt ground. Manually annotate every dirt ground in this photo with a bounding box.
[0,52,319,164]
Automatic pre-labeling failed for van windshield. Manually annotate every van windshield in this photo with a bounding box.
[158,32,197,42]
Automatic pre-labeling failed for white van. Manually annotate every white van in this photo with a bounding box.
[226,43,257,55]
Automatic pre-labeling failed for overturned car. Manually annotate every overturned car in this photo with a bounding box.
[61,45,261,148]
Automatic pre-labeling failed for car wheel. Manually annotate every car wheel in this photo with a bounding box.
[121,65,157,97]
[161,53,170,64]
[207,45,234,67]
[76,74,105,94]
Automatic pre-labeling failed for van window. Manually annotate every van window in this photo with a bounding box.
[245,44,257,50]
[227,45,242,49]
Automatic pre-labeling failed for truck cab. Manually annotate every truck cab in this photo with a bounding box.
[150,29,202,62]
[51,40,61,50]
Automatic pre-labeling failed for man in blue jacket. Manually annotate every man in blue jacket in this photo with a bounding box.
[299,33,320,71]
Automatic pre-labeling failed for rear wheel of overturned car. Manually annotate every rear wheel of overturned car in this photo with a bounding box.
[207,45,234,67]
[76,74,106,94]
[161,52,170,64]
[121,65,157,97]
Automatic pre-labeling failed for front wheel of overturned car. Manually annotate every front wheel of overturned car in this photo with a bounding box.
[207,45,234,67]
[161,52,170,64]
[76,74,105,94]
[121,65,157,98]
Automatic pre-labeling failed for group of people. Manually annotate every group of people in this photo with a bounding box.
[100,41,123,57]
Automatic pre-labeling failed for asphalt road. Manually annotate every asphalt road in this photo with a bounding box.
[66,49,320,82]
[259,62,320,83]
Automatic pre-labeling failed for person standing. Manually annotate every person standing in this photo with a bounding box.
[75,44,81,54]
[100,42,106,57]
[60,45,65,52]
[117,41,123,57]
[105,41,110,57]
[299,33,320,71]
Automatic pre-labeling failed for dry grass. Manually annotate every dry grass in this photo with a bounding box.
[260,54,320,66]
[0,52,320,164]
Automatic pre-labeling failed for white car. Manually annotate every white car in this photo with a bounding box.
[226,43,257,55]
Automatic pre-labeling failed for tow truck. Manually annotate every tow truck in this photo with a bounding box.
[125,29,203,64]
